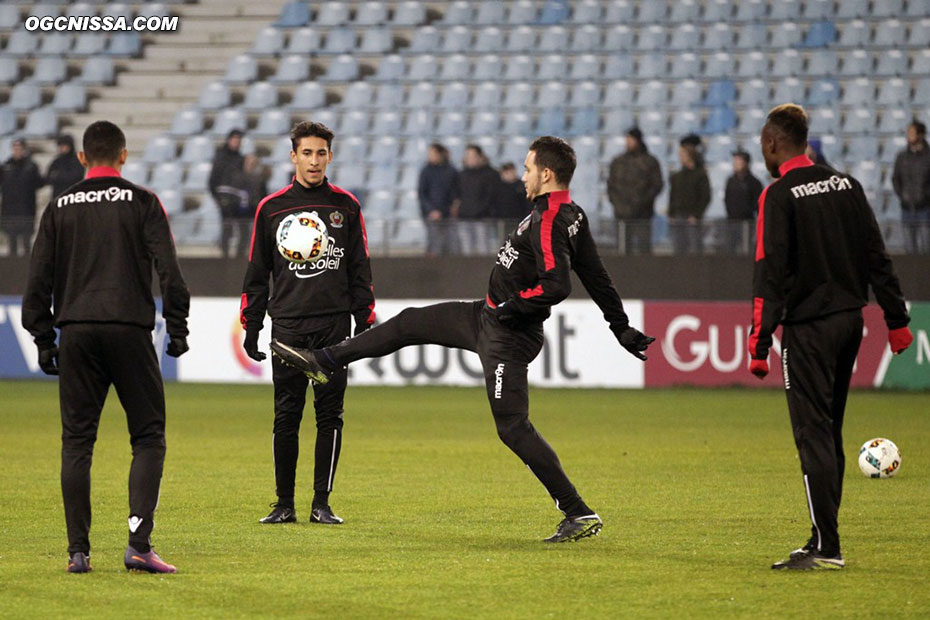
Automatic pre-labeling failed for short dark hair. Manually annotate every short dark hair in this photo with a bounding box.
[528,136,576,186]
[766,103,809,148]
[732,149,750,163]
[291,121,334,151]
[465,143,484,156]
[500,162,516,172]
[82,120,126,164]
[910,119,927,136]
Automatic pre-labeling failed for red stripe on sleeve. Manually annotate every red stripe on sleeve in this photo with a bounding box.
[754,185,770,261]
[748,296,764,358]
[249,183,292,261]
[239,293,248,329]
[519,284,545,299]
[358,208,370,258]
[539,203,559,271]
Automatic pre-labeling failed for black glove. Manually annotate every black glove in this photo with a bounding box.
[354,320,372,337]
[613,326,655,361]
[243,329,266,362]
[38,345,59,376]
[494,301,519,324]
[166,336,189,358]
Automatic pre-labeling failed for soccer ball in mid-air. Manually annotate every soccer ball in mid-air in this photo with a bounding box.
[276,211,329,264]
[858,438,901,478]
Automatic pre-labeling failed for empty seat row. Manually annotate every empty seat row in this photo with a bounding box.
[1,31,142,57]
[2,80,87,113]
[251,26,394,56]
[274,1,426,28]
[0,2,172,27]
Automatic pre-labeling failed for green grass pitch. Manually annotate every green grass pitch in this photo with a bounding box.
[1,381,928,619]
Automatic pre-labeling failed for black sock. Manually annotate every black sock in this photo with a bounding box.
[277,496,294,509]
[315,347,338,371]
[312,491,330,508]
[562,499,595,519]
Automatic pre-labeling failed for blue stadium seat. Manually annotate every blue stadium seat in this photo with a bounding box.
[33,57,67,85]
[705,135,735,165]
[874,19,906,48]
[878,108,909,135]
[734,0,764,22]
[242,82,278,112]
[324,27,356,54]
[838,49,871,77]
[877,78,910,107]
[871,0,905,18]
[393,1,426,26]
[37,33,72,56]
[211,108,247,138]
[321,55,358,82]
[536,108,566,135]
[570,81,601,107]
[9,81,41,112]
[503,111,533,135]
[251,27,285,56]
[538,81,568,107]
[108,32,141,57]
[771,49,802,77]
[704,52,734,79]
[671,79,702,107]
[169,107,204,136]
[150,162,183,191]
[703,23,733,51]
[316,2,349,27]
[772,77,804,105]
[769,0,802,21]
[807,50,839,76]
[538,54,568,81]
[538,0,569,25]
[77,55,114,85]
[735,108,765,134]
[880,135,906,164]
[837,20,869,48]
[441,1,471,25]
[601,107,635,136]
[476,1,506,25]
[800,21,836,48]
[409,26,439,52]
[604,54,634,79]
[373,54,403,82]
[668,52,700,79]
[289,82,326,110]
[408,82,436,107]
[436,112,466,136]
[573,135,599,164]
[910,18,930,47]
[669,24,699,51]
[736,79,769,107]
[670,109,702,136]
[846,135,879,163]
[224,55,258,83]
[475,26,503,53]
[836,0,868,18]
[439,55,471,81]
[4,32,38,57]
[604,0,634,23]
[351,27,391,55]
[285,28,321,54]
[0,106,14,136]
[538,26,568,53]
[183,162,212,192]
[570,24,601,52]
[503,82,534,108]
[807,79,839,107]
[473,82,502,107]
[438,82,469,108]
[636,81,668,108]
[569,107,600,135]
[701,106,736,135]
[604,24,634,51]
[408,55,438,81]
[72,33,106,56]
[735,23,767,50]
[121,162,149,186]
[603,80,634,108]
[702,80,735,107]
[340,110,369,136]
[637,54,666,79]
[508,0,538,24]
[874,50,908,76]
[181,135,215,164]
[572,0,601,23]
[504,55,533,81]
[470,111,499,135]
[275,1,311,27]
[143,135,177,164]
[355,1,388,26]
[770,23,802,48]
[570,54,600,80]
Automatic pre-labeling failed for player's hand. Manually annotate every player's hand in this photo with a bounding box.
[243,329,266,362]
[613,326,655,361]
[888,326,913,355]
[494,301,518,324]
[38,345,59,375]
[166,336,189,358]
[749,358,769,379]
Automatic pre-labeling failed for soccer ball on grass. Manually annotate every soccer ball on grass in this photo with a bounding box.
[276,211,329,264]
[857,437,901,479]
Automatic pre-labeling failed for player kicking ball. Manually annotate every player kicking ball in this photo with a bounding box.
[271,136,654,542]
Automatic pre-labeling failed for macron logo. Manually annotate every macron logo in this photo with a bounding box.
[790,175,852,199]
[58,187,133,208]
[128,515,143,533]
[494,363,505,399]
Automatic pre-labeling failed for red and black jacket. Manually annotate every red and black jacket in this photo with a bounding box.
[749,155,910,360]
[486,190,631,330]
[22,166,190,346]
[240,177,375,333]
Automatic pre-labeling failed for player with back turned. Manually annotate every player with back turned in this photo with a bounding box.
[240,121,375,525]
[270,136,655,543]
[21,120,190,574]
[748,104,913,570]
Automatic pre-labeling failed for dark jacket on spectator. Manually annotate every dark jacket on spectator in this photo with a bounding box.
[46,151,85,199]
[493,179,532,220]
[458,164,500,219]
[668,166,711,219]
[209,145,246,217]
[725,171,764,220]
[607,146,663,220]
[0,155,43,227]
[892,141,930,212]
[418,161,459,218]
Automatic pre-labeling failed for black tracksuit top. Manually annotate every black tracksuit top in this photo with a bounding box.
[750,154,909,359]
[486,189,631,330]
[22,166,190,347]
[240,177,375,332]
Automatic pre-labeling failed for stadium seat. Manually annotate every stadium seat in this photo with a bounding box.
[874,20,906,48]
[838,49,871,77]
[312,109,340,134]
[914,78,930,107]
[341,82,373,110]
[77,55,114,85]
[143,135,177,164]
[72,33,106,56]
[340,110,369,136]
[701,106,736,135]
[705,135,735,165]
[670,79,701,107]
[365,189,395,216]
[224,55,258,84]
[668,52,700,79]
[439,55,470,81]
[508,0,538,24]
[637,54,666,79]
[324,28,356,54]
[288,82,326,111]
[408,55,438,81]
[909,19,930,47]
[570,24,600,52]
[670,109,702,136]
[4,32,38,57]
[338,136,367,163]
[436,112,466,137]
[473,82,502,108]
[770,23,802,49]
[538,0,569,25]
[570,81,601,107]
[669,24,699,51]
[569,107,600,135]
[503,111,533,135]
[504,55,533,81]
[37,33,72,56]
[771,49,802,77]
[836,0,868,18]
[473,54,502,81]
[877,78,910,107]
[880,135,906,164]
[772,77,804,106]
[800,21,836,48]
[33,57,67,85]
[604,24,634,51]
[806,79,839,107]
[769,0,802,21]
[402,111,432,138]
[570,54,600,80]
[538,26,568,53]
[240,82,277,112]
[183,162,212,192]
[604,54,634,79]
[199,82,231,111]
[438,82,469,108]
[878,109,909,135]
[0,106,14,136]
[253,109,291,138]
[121,162,149,186]
[0,57,18,85]
[703,23,733,51]
[536,109,566,135]
[251,27,285,56]
[150,162,184,191]
[108,33,141,57]
[604,0,634,23]
[846,135,879,163]
[573,135,599,163]
[407,82,436,107]
[0,4,19,30]
[373,54,403,82]
[169,107,204,137]
[572,0,601,23]
[638,110,666,136]
[669,0,699,23]
[601,107,635,135]
[871,0,905,18]
[270,162,295,190]
[637,25,666,51]
[316,1,349,27]
[355,1,388,26]
[603,80,634,108]
[807,107,840,134]
[8,81,41,112]
[275,1,311,27]
[474,26,503,53]
[734,0,765,22]
[476,1,506,25]
[911,49,930,75]
[321,55,358,82]
[636,80,667,108]
[735,23,767,50]
[701,80,735,107]
[409,26,439,53]
[392,1,426,26]
[704,52,734,80]
[470,111,499,136]
[441,1,471,25]
[181,136,215,164]
[537,54,568,81]
[807,50,839,76]
[735,108,765,135]
[285,28,321,55]
[158,190,183,217]
[503,82,534,108]
[736,79,769,107]
[874,50,908,77]
[837,20,869,48]
[637,1,665,22]
[211,108,247,138]
[538,82,568,107]
[736,51,767,78]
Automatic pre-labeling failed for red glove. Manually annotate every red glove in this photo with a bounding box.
[889,327,913,355]
[749,358,769,379]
